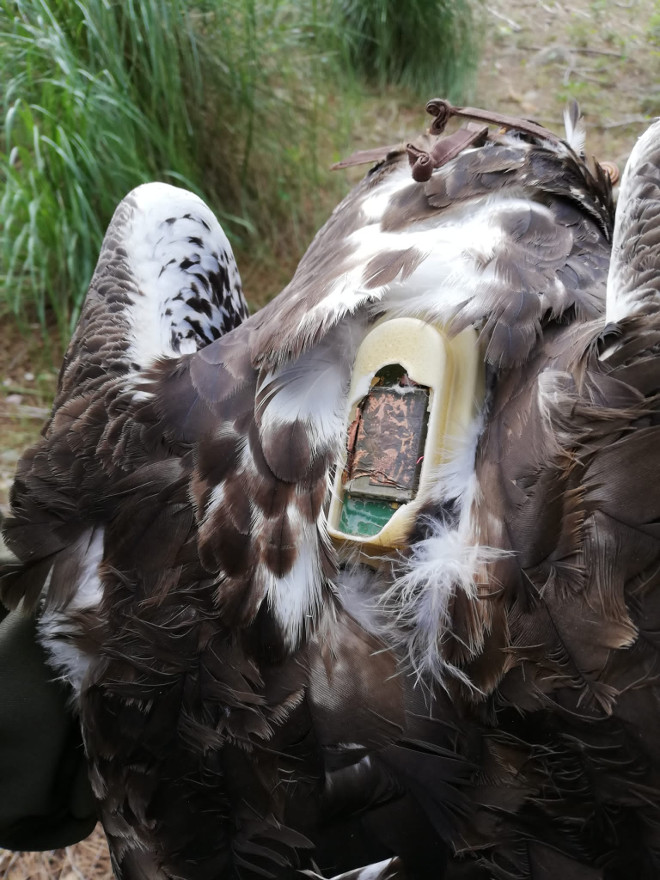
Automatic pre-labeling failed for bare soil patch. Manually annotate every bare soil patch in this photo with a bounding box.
[477,0,658,164]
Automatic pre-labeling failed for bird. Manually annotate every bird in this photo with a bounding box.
[3,99,660,880]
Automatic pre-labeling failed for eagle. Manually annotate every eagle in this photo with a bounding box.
[3,100,660,880]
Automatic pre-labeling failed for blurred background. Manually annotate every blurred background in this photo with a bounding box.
[0,0,657,875]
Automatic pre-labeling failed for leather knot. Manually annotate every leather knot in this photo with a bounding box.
[425,98,455,135]
[406,126,489,183]
[406,144,434,182]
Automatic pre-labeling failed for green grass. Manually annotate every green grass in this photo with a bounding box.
[326,0,480,99]
[0,0,354,331]
[0,0,479,338]
[1,0,203,332]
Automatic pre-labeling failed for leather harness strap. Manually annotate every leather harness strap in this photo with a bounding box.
[332,98,570,182]
[425,97,565,143]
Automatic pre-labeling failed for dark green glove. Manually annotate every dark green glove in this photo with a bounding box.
[0,605,97,850]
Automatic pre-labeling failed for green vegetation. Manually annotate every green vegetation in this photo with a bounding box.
[331,0,479,98]
[2,0,203,332]
[0,0,479,338]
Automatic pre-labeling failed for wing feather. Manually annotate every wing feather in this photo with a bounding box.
[606,118,660,323]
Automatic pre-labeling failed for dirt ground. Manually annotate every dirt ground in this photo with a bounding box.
[477,0,657,163]
[1,0,658,875]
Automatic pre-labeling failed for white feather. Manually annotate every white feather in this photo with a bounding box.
[263,520,325,649]
[563,103,586,156]
[39,527,105,699]
[204,482,226,522]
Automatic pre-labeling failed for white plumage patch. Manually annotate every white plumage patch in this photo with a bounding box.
[203,484,226,528]
[380,199,558,324]
[360,163,415,221]
[301,201,490,333]
[123,182,244,364]
[383,526,494,690]
[263,524,325,649]
[563,103,586,156]
[298,193,562,348]
[38,527,105,699]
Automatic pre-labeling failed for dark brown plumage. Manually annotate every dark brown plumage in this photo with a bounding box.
[2,108,660,880]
